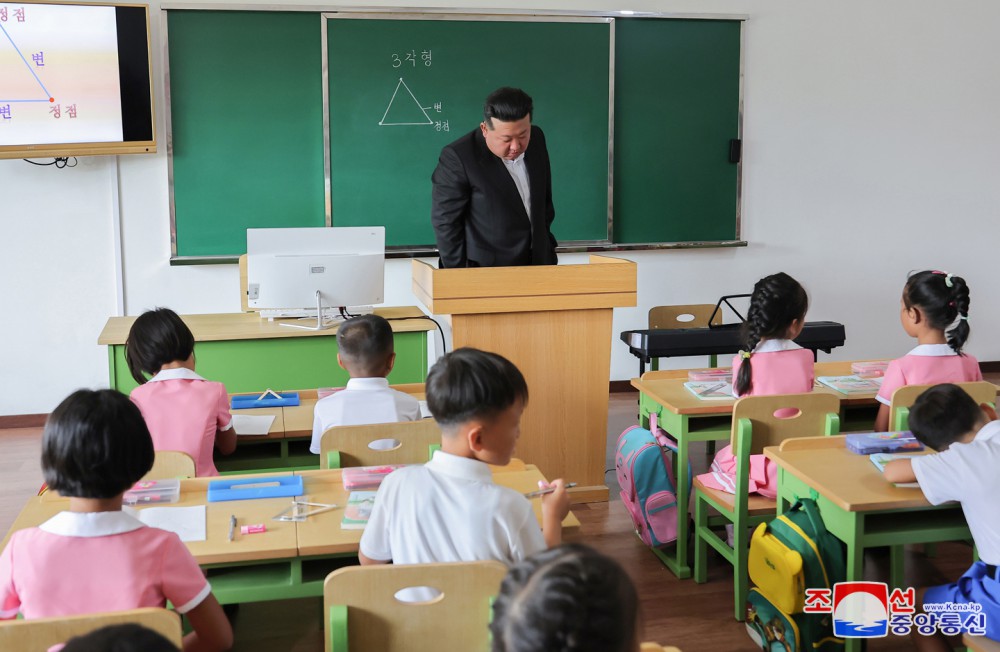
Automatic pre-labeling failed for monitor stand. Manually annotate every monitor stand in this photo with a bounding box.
[279,290,338,331]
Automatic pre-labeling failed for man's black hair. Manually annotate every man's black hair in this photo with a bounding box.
[483,87,533,127]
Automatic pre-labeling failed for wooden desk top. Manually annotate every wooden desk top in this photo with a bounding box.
[5,468,579,563]
[98,307,433,345]
[293,468,581,557]
[763,436,935,512]
[632,360,886,416]
[3,474,299,565]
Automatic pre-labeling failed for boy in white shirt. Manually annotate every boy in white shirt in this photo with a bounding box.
[883,383,1000,649]
[309,314,421,454]
[359,347,570,567]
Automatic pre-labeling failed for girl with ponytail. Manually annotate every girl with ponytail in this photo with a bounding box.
[697,272,813,504]
[874,270,982,431]
[732,272,813,397]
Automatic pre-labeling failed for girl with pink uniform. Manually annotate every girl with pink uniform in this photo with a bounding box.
[0,389,232,652]
[874,270,980,431]
[127,308,235,476]
[698,272,812,499]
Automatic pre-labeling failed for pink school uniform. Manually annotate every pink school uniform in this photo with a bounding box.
[0,511,210,620]
[875,343,982,406]
[697,340,814,499]
[130,367,233,476]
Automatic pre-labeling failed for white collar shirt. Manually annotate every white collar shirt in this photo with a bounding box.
[146,367,206,382]
[310,377,421,454]
[906,343,957,357]
[753,339,803,353]
[359,450,545,566]
[912,420,1000,563]
[502,153,531,221]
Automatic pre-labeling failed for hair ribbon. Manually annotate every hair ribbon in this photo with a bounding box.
[959,314,969,321]
[738,350,752,360]
[932,270,955,288]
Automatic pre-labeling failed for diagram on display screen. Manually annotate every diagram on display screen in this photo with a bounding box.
[0,22,54,105]
[0,3,124,145]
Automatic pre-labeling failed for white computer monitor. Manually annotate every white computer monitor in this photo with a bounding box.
[246,227,385,330]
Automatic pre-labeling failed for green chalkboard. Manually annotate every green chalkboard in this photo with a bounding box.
[326,17,612,247]
[165,11,742,259]
[167,11,326,258]
[613,18,741,243]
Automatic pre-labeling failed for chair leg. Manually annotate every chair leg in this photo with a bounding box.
[734,516,750,622]
[651,358,660,372]
[693,491,709,584]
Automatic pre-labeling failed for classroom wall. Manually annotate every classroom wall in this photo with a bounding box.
[3,0,999,416]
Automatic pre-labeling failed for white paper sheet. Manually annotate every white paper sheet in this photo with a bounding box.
[133,505,207,542]
[232,414,276,436]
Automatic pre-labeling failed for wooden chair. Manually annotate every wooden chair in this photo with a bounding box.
[319,420,524,472]
[964,634,1000,652]
[889,381,998,431]
[647,304,723,371]
[324,561,507,652]
[0,607,182,650]
[320,420,443,469]
[693,393,841,621]
[141,450,196,481]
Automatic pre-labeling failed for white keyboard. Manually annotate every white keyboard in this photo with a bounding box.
[258,306,375,320]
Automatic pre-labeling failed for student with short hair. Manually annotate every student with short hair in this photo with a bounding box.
[882,384,1000,649]
[358,347,570,566]
[491,544,642,652]
[0,390,232,652]
[309,314,421,454]
[873,270,981,431]
[127,308,235,476]
[60,623,180,652]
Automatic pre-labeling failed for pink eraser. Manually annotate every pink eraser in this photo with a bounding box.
[241,524,266,535]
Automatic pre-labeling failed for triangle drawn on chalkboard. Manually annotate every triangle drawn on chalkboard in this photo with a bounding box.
[379,78,433,126]
[0,23,54,103]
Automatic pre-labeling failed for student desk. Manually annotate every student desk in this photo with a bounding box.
[2,468,578,606]
[631,361,882,579]
[97,307,433,394]
[222,385,427,473]
[764,436,970,652]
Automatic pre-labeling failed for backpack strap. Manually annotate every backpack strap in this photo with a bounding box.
[649,413,679,450]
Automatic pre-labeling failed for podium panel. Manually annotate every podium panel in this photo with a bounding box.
[414,255,637,503]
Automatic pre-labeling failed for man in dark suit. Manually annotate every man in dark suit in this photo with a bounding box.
[431,87,557,268]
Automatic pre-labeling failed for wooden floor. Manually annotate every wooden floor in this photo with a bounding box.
[0,394,977,651]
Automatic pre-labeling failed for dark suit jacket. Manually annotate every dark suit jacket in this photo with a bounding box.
[431,125,557,268]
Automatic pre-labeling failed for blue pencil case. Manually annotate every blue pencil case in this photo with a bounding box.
[207,475,304,502]
[231,391,300,409]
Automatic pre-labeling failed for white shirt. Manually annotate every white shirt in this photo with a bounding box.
[359,450,546,565]
[912,420,1000,564]
[310,378,421,454]
[502,153,531,221]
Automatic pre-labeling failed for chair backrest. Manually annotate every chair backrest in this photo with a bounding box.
[648,304,722,330]
[0,607,182,650]
[142,450,196,481]
[324,561,508,652]
[889,381,998,431]
[732,393,842,456]
[320,420,442,469]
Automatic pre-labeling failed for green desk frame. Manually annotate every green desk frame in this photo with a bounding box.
[773,469,971,652]
[205,553,356,605]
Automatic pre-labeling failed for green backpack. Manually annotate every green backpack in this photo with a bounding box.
[746,498,846,652]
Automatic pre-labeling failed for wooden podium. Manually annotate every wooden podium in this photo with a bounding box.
[412,255,637,502]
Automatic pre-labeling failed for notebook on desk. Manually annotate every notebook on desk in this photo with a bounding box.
[869,453,920,488]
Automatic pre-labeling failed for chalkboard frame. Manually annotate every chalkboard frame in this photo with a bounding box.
[162,6,747,264]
